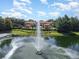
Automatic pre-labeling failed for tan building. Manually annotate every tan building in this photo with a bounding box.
[24,20,53,30]
[40,21,53,29]
[24,21,36,29]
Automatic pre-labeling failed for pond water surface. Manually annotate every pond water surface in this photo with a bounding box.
[0,36,79,59]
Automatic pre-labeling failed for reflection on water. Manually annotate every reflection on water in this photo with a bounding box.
[69,43,79,51]
[0,36,79,59]
[0,45,12,58]
[53,36,79,51]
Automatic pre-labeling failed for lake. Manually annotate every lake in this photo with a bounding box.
[0,35,79,59]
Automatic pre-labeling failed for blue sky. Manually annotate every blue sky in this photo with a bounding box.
[0,0,79,20]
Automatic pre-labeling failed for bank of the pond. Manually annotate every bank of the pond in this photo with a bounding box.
[11,29,36,36]
[11,29,79,37]
[11,29,63,36]
[11,29,79,47]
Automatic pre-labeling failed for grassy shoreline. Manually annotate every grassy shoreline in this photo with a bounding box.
[11,29,63,37]
[1,29,79,48]
[11,29,79,37]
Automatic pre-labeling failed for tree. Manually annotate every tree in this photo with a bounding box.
[10,18,25,28]
[0,16,6,31]
[55,15,71,33]
[69,17,79,31]
[0,16,4,24]
[4,17,12,30]
[55,15,79,33]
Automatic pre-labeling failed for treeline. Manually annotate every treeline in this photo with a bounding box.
[0,15,79,33]
[0,16,25,32]
[0,17,12,32]
[55,15,79,33]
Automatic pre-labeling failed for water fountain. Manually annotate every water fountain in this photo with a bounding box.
[1,20,79,59]
[34,20,47,52]
[35,20,46,55]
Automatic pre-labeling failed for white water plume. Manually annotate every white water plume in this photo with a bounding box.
[2,46,18,59]
[34,20,48,51]
[2,37,24,59]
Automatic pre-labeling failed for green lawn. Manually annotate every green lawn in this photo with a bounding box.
[11,29,79,38]
[42,31,63,37]
[11,29,36,36]
[11,29,64,37]
[73,32,79,36]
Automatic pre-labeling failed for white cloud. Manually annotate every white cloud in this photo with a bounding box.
[74,9,79,17]
[13,0,32,14]
[50,2,79,11]
[50,3,71,11]
[28,7,33,10]
[21,8,32,14]
[1,10,27,18]
[49,12,60,17]
[14,0,26,8]
[37,11,46,16]
[1,0,31,18]
[67,0,74,1]
[20,0,32,4]
[69,2,79,8]
[75,9,79,13]
[40,0,48,4]
[1,0,33,18]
